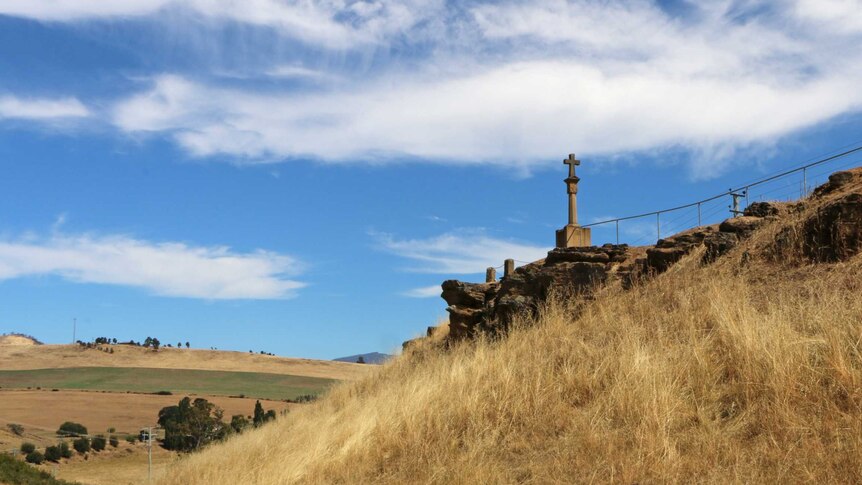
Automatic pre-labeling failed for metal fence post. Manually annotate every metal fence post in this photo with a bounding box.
[697,202,701,227]
[615,220,619,244]
[656,213,660,240]
[803,167,807,196]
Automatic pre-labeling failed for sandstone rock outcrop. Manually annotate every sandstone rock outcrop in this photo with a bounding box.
[412,168,862,347]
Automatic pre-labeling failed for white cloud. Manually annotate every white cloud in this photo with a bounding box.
[0,96,90,120]
[0,232,305,299]
[401,285,442,298]
[792,0,862,34]
[9,1,862,176]
[111,61,861,171]
[0,0,442,49]
[374,230,550,274]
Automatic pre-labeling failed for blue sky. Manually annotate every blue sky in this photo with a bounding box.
[1,0,861,359]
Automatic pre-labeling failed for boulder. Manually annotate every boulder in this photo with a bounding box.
[646,247,689,273]
[646,227,715,273]
[441,280,497,308]
[813,170,860,197]
[744,202,780,218]
[802,192,862,261]
[719,216,764,236]
[703,232,738,263]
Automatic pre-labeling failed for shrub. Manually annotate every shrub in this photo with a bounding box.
[230,414,249,433]
[109,436,119,448]
[58,421,88,437]
[7,423,24,436]
[91,436,107,452]
[153,390,173,395]
[44,445,61,462]
[72,437,90,454]
[20,442,36,454]
[125,434,137,444]
[25,451,44,464]
[59,442,73,458]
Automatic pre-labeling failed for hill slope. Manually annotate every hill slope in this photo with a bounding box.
[158,170,862,484]
[0,344,371,381]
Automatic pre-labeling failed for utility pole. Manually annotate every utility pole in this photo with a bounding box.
[147,426,153,482]
[729,189,746,217]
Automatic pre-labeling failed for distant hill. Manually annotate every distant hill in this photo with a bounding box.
[0,343,373,381]
[333,352,392,365]
[0,332,42,346]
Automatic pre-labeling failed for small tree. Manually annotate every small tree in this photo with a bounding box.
[158,397,227,452]
[20,442,36,454]
[152,338,161,350]
[144,336,153,348]
[73,437,90,454]
[91,436,107,452]
[58,421,88,437]
[109,436,119,447]
[60,442,73,458]
[356,356,365,364]
[44,445,62,462]
[25,451,44,464]
[253,400,265,427]
[185,341,190,349]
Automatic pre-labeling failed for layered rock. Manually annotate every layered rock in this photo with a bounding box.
[415,169,862,347]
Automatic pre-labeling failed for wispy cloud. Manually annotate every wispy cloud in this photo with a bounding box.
[401,285,442,298]
[6,1,862,177]
[0,232,305,299]
[0,96,90,120]
[374,230,549,274]
[0,0,441,49]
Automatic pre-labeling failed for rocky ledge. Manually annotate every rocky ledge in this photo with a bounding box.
[409,168,862,347]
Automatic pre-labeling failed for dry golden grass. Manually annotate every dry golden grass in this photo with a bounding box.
[158,194,862,483]
[52,442,178,485]
[0,334,39,346]
[0,390,291,450]
[0,344,371,381]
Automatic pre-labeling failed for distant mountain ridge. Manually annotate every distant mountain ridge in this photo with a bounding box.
[333,352,392,365]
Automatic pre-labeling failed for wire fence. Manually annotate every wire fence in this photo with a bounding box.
[581,144,862,246]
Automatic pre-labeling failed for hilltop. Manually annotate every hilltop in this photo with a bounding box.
[0,333,43,346]
[155,168,862,484]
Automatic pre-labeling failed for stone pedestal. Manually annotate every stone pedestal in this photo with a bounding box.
[556,224,591,248]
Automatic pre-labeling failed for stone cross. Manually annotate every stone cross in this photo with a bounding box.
[564,153,580,178]
[563,154,581,226]
[555,152,591,248]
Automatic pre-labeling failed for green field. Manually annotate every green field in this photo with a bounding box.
[0,367,336,401]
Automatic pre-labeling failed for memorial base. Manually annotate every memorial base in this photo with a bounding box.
[556,225,591,248]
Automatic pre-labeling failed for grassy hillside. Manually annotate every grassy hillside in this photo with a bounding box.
[0,453,78,485]
[159,184,862,483]
[0,344,371,381]
[0,367,334,401]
